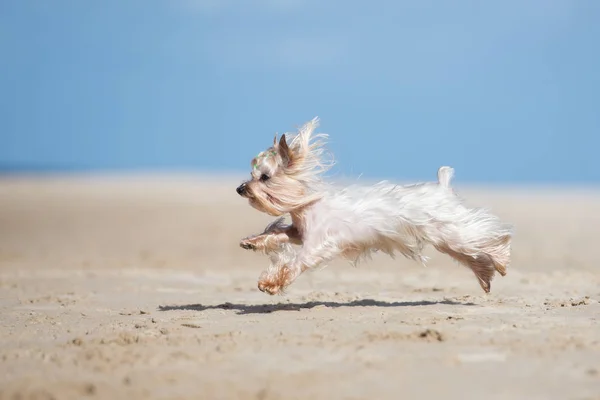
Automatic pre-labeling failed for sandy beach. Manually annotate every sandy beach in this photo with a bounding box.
[1,175,599,400]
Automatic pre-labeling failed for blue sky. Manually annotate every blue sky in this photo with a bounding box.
[1,0,599,183]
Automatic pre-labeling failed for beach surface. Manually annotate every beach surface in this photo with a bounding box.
[1,175,599,400]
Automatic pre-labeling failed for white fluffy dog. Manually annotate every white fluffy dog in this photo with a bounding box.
[236,118,513,295]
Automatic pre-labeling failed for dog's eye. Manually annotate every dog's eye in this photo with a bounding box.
[260,174,270,182]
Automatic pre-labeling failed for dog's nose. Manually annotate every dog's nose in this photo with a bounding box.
[236,183,247,196]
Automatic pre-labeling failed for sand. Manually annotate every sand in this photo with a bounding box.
[0,175,599,400]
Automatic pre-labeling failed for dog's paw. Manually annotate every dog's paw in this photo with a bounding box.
[257,280,281,295]
[257,267,292,296]
[239,237,260,251]
[240,241,256,250]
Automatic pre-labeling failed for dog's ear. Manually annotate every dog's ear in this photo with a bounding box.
[278,134,292,166]
[273,133,278,147]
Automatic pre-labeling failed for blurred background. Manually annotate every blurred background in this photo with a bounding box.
[2,0,599,185]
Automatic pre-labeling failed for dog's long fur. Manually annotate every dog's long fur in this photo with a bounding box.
[237,117,513,295]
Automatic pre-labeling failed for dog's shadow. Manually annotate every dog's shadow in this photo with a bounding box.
[158,298,476,315]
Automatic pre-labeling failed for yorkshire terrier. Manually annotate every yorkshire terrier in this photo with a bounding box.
[236,117,513,295]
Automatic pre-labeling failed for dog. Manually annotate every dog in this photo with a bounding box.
[236,117,513,295]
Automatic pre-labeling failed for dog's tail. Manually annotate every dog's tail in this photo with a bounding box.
[437,166,454,188]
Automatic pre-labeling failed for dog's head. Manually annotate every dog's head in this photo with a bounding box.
[236,117,332,216]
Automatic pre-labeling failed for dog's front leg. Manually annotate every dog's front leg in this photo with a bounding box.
[257,246,339,295]
[240,231,292,253]
[240,217,301,253]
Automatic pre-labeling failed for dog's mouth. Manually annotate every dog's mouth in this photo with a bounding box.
[266,193,278,204]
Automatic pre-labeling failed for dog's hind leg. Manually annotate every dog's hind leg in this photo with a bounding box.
[434,244,497,293]
[434,233,512,293]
